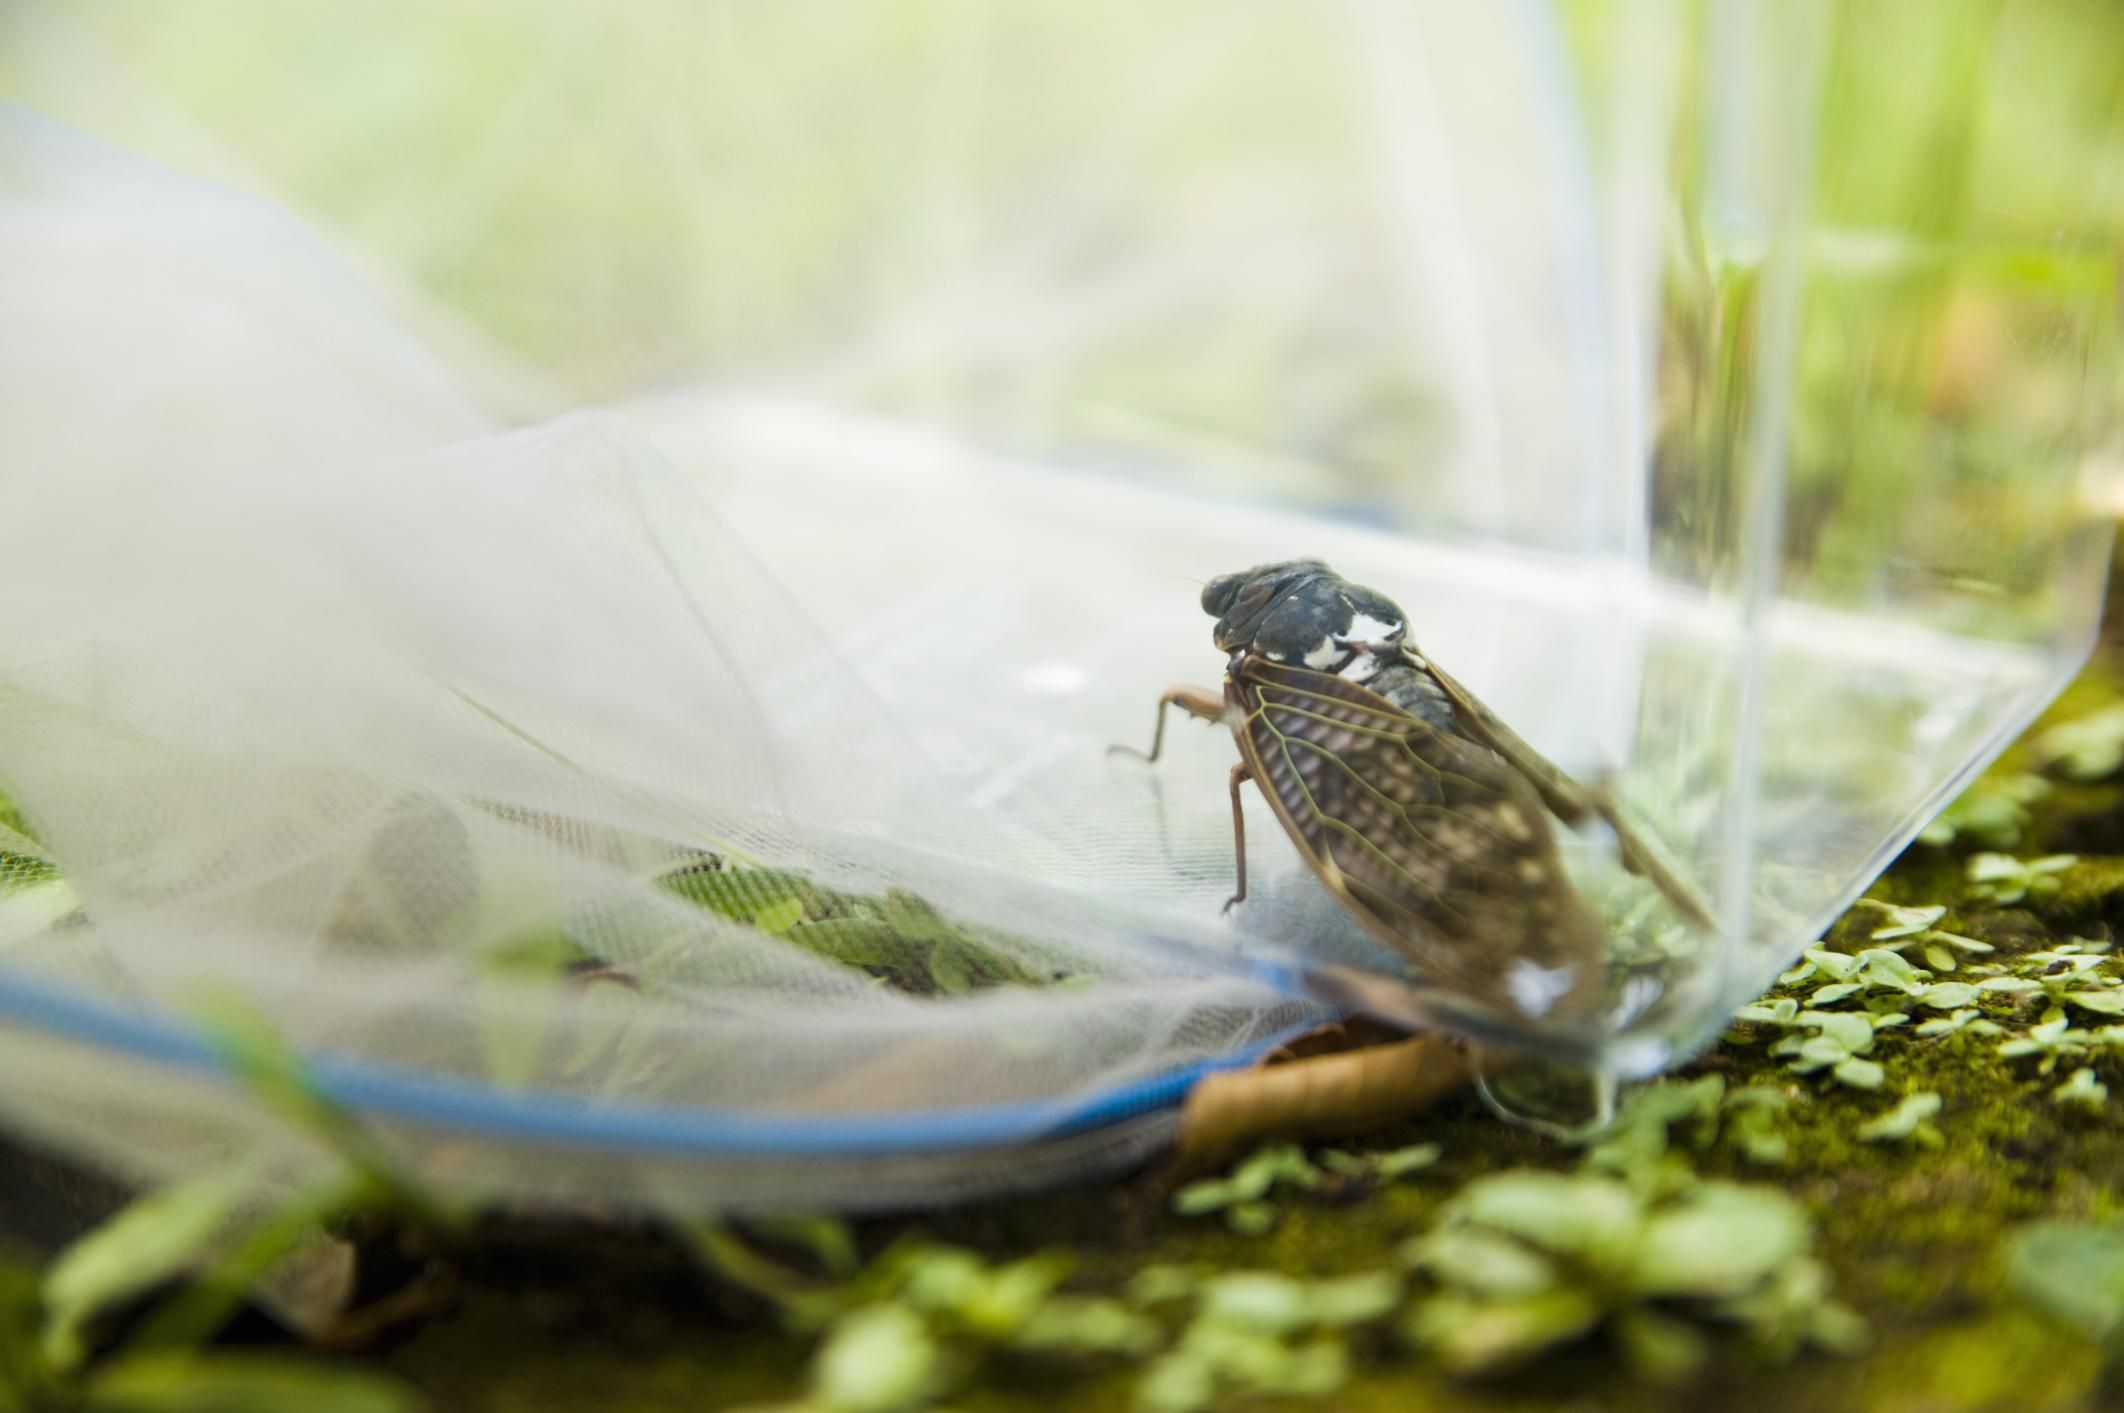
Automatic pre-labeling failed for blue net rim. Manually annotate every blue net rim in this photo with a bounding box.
[0,963,1332,1157]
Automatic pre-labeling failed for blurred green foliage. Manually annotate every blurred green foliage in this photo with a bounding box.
[3,1,2116,637]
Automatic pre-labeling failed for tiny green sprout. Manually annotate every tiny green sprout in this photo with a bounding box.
[1766,1010,1889,1088]
[2033,703,2124,780]
[1999,1016,2096,1075]
[1899,929,1997,975]
[899,1249,1074,1341]
[2024,948,2114,978]
[1577,1074,1727,1173]
[1404,1171,1856,1380]
[1373,1142,1444,1179]
[1138,1271,1401,1412]
[2065,990,2124,1018]
[1846,902,1993,966]
[39,1164,263,1374]
[1748,1005,1900,1088]
[2010,1221,2124,1347]
[1127,1266,1200,1308]
[1400,1227,1559,1298]
[1170,1144,1322,1231]
[1198,1271,1401,1333]
[1169,1184,1233,1218]
[1734,998,1800,1027]
[1013,1297,1162,1357]
[1832,1058,1886,1089]
[1722,1086,1793,1165]
[1966,853,2078,906]
[1319,1150,1366,1177]
[1844,948,1927,997]
[1856,1091,1944,1147]
[1775,942,1989,1009]
[809,1304,948,1413]
[1914,1007,2004,1040]
[1858,901,1947,941]
[1918,774,2051,848]
[2055,1067,2109,1111]
[2031,938,2114,960]
[1973,943,2124,1019]
[779,1240,1188,1413]
[1319,1142,1442,1183]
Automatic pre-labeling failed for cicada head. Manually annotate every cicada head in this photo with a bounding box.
[1202,561,1408,677]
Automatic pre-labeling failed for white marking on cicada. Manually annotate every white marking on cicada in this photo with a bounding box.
[1507,959,1577,1017]
[1302,635,1345,670]
[1340,652,1382,683]
[1345,612,1402,645]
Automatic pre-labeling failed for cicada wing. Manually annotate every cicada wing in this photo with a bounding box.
[1413,647,1716,932]
[1230,658,1604,1020]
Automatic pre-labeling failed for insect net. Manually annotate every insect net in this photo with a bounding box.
[0,99,1453,1212]
[0,77,1660,1212]
[2,0,2113,1214]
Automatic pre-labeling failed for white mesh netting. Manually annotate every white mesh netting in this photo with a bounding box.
[1,104,1412,1211]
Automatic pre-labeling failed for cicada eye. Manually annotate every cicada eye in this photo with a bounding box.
[1201,573,1244,617]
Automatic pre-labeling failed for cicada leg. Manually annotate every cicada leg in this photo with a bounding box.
[1109,685,1252,913]
[1223,762,1251,915]
[1106,684,1227,764]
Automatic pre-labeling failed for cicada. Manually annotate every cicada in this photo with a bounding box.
[1121,560,1712,1028]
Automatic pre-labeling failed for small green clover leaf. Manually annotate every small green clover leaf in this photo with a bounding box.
[1967,853,2077,906]
[809,1304,949,1413]
[1721,1087,1793,1165]
[1858,902,1946,941]
[1856,1092,1944,1147]
[1140,1271,1399,1412]
[2010,1220,2124,1346]
[1831,1058,1886,1089]
[1733,998,1800,1027]
[1914,1007,2003,1040]
[1748,1006,1896,1088]
[1319,1142,1442,1183]
[1768,947,1986,1017]
[1919,774,2051,848]
[2034,705,2124,781]
[1171,1144,1323,1232]
[1405,1171,1856,1381]
[2055,1067,2110,1111]
[2000,1016,2096,1075]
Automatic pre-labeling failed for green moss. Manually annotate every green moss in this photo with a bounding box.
[386,1289,807,1413]
[2025,856,2124,929]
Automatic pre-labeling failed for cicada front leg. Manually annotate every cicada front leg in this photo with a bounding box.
[1111,684,1253,915]
[1106,684,1228,764]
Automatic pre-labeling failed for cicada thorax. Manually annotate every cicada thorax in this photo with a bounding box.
[1223,649,1607,1023]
